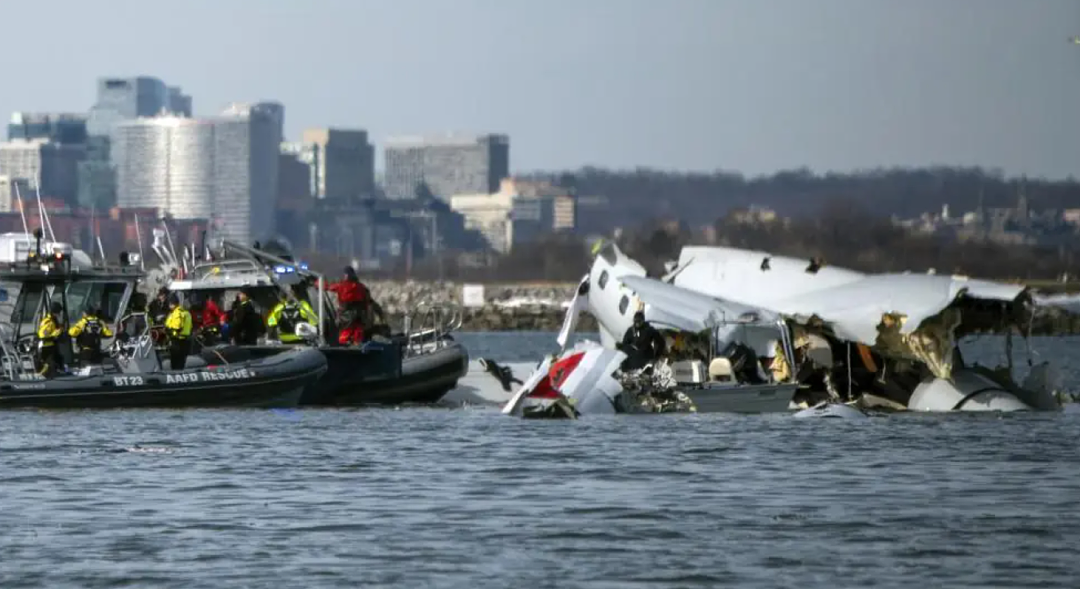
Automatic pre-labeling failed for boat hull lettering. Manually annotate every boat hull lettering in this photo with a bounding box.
[166,368,254,385]
[113,375,144,386]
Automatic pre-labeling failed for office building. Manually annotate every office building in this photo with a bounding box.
[114,102,282,246]
[383,133,509,200]
[167,87,193,117]
[0,139,85,206]
[300,128,376,200]
[450,178,576,253]
[0,175,32,213]
[82,76,191,210]
[8,112,88,144]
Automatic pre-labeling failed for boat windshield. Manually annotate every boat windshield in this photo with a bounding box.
[10,282,48,337]
[56,281,130,323]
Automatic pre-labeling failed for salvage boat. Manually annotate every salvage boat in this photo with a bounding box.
[163,238,468,406]
[0,242,326,408]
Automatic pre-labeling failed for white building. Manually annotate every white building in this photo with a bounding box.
[450,178,576,253]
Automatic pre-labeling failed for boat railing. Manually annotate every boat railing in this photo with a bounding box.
[401,300,462,357]
[187,259,267,282]
[111,313,157,360]
[0,323,39,380]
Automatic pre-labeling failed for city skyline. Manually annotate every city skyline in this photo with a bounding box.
[1,0,1077,180]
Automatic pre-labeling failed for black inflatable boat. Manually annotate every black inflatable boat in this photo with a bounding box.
[167,241,470,407]
[212,336,468,406]
[0,346,327,409]
[0,241,327,409]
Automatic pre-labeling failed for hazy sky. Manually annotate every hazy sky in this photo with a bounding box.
[5,0,1079,178]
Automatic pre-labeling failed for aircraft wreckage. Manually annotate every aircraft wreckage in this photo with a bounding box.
[502,241,1074,419]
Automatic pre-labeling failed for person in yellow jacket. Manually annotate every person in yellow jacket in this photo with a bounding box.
[267,291,318,343]
[164,295,193,370]
[68,305,114,365]
[36,301,65,376]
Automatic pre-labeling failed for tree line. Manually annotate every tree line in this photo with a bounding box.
[301,165,1080,282]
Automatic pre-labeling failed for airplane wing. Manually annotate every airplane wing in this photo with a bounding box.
[618,274,781,332]
[1033,293,1080,314]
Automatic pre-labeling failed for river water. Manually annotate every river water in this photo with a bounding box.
[2,332,1080,588]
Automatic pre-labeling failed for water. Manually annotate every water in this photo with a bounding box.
[2,332,1080,588]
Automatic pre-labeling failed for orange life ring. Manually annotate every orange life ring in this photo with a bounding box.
[856,343,877,373]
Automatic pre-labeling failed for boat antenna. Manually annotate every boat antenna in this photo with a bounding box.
[161,219,178,267]
[90,204,99,263]
[133,213,146,270]
[96,235,106,264]
[12,183,31,252]
[34,182,56,244]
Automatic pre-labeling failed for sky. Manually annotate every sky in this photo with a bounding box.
[5,0,1080,179]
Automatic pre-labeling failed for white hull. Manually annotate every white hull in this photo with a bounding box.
[679,382,797,414]
[908,369,1032,412]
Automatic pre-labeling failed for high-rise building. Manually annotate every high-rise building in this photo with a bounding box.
[214,102,282,245]
[300,128,376,200]
[81,76,190,210]
[7,112,88,144]
[0,175,32,213]
[114,102,282,246]
[383,133,509,200]
[167,87,193,118]
[0,139,85,205]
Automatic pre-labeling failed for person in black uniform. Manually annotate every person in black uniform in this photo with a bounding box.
[618,311,667,371]
[229,290,263,346]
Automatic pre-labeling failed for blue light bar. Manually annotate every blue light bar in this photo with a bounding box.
[273,265,287,274]
[298,262,309,271]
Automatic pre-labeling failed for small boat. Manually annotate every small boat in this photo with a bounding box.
[0,239,326,409]
[0,342,326,409]
[164,239,468,406]
[672,357,798,413]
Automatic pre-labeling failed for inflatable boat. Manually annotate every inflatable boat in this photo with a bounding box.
[166,240,469,406]
[0,238,326,409]
[0,346,326,409]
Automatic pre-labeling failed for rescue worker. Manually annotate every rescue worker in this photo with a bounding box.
[267,291,319,343]
[147,287,170,345]
[326,266,384,345]
[68,305,114,365]
[193,294,225,346]
[36,301,65,377]
[164,295,193,370]
[618,311,667,371]
[229,290,262,346]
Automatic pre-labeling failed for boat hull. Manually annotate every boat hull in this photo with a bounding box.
[0,347,326,409]
[241,341,470,406]
[678,382,798,413]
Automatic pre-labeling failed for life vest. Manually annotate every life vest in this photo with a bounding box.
[77,317,105,350]
[277,303,302,333]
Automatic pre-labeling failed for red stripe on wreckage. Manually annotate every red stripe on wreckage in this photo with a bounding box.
[525,351,587,400]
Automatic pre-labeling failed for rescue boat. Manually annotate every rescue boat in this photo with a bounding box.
[0,236,326,409]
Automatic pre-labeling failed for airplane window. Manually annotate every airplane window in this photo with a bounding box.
[619,295,629,315]
[598,270,608,290]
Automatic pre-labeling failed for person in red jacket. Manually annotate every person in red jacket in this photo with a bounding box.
[326,267,371,346]
[193,294,226,346]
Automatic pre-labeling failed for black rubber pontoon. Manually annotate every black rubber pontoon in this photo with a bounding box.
[0,346,326,409]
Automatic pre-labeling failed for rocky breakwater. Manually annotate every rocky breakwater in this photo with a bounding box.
[366,280,598,332]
